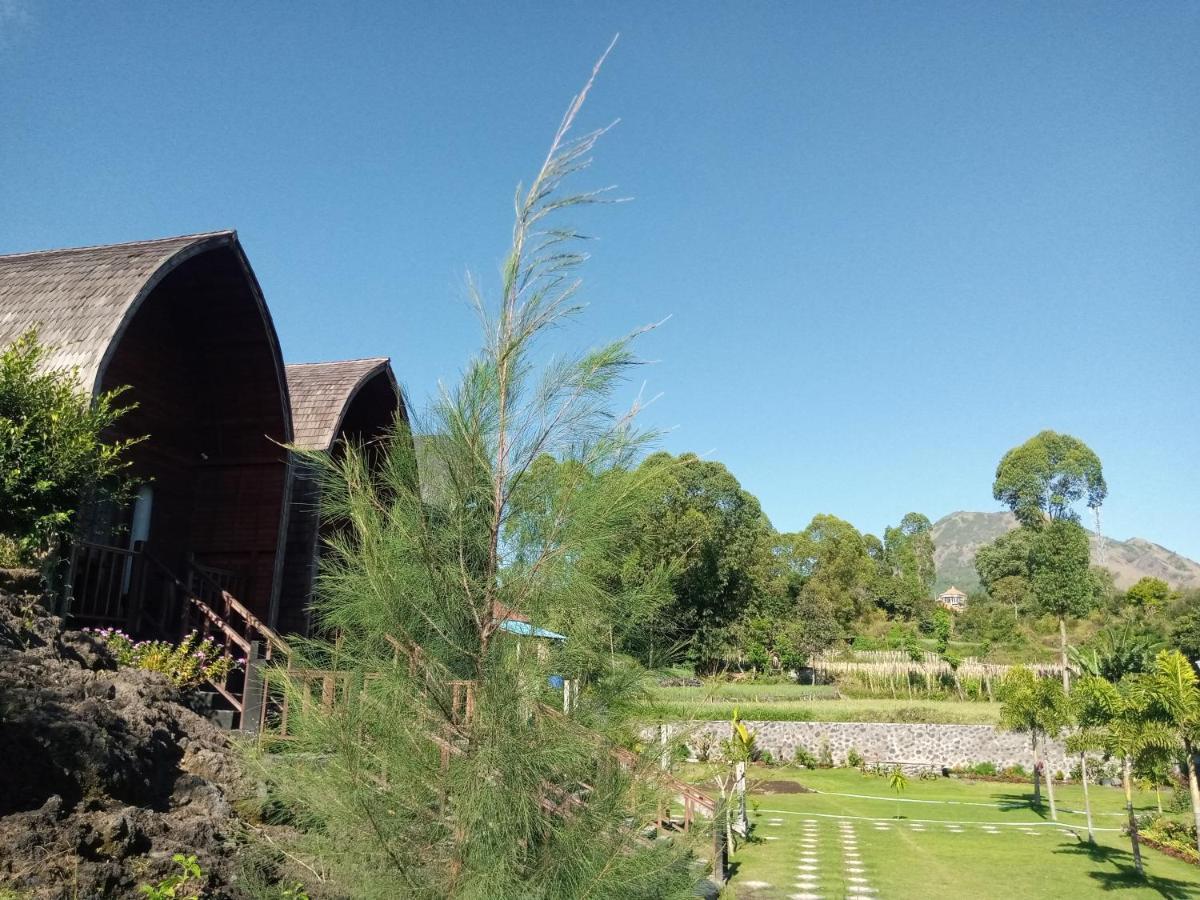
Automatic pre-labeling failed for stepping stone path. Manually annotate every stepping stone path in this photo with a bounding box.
[836,823,877,899]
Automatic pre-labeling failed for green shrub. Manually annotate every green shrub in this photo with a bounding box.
[846,747,864,769]
[1141,815,1199,864]
[138,853,203,900]
[817,736,834,768]
[0,533,22,568]
[794,746,819,768]
[89,628,237,689]
[0,330,140,556]
[969,761,997,776]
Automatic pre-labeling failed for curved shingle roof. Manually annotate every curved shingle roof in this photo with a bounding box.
[285,358,401,451]
[0,231,239,393]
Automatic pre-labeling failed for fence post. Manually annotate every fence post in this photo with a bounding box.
[240,640,265,735]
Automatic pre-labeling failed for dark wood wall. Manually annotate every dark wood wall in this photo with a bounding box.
[277,369,400,636]
[100,247,290,626]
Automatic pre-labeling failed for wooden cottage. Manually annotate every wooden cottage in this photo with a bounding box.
[0,232,295,634]
[278,358,407,634]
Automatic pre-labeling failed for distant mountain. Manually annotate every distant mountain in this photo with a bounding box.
[931,510,1200,594]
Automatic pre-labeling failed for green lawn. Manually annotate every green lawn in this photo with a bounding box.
[650,684,1000,725]
[708,768,1199,899]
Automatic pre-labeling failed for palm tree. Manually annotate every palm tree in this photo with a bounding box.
[888,765,909,820]
[999,667,1070,820]
[1069,626,1157,684]
[1072,675,1158,876]
[1067,627,1158,843]
[1063,726,1102,843]
[1135,650,1200,858]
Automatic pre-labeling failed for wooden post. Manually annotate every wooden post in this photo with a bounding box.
[240,640,265,735]
[734,761,748,836]
[711,802,728,886]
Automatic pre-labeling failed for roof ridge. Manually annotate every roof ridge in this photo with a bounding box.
[286,356,390,368]
[0,229,236,261]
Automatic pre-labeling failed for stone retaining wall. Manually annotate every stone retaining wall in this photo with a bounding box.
[669,721,1070,773]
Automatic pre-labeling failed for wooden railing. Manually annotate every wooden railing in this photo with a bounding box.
[252,635,714,835]
[66,540,289,727]
[65,541,140,626]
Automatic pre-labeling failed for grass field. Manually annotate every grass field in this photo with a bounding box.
[706,768,1199,899]
[650,683,1001,725]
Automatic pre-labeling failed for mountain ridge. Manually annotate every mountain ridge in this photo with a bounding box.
[931,510,1200,594]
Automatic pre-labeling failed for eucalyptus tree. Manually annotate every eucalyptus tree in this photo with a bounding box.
[999,667,1070,819]
[261,47,696,899]
[993,431,1106,689]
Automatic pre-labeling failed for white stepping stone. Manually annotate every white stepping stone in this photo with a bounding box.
[742,882,772,890]
[789,894,823,900]
[846,888,877,896]
[846,866,866,875]
[796,864,820,872]
[803,818,818,823]
[768,818,784,823]
[848,876,870,884]
[764,835,780,841]
[795,875,818,884]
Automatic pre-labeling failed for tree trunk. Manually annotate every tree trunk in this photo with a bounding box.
[1186,742,1200,859]
[1031,734,1042,806]
[1059,617,1070,692]
[1080,752,1095,843]
[1045,757,1058,822]
[1123,755,1143,876]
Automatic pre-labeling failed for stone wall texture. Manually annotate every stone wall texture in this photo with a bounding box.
[672,721,1070,773]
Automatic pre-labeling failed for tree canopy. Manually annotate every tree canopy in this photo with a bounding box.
[992,430,1106,528]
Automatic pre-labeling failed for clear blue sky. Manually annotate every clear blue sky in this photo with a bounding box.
[2,3,1197,556]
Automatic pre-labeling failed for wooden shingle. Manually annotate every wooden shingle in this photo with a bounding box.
[0,231,238,393]
[285,358,400,450]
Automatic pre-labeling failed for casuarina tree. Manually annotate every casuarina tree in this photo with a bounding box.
[259,45,697,899]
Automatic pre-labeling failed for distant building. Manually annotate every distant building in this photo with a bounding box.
[937,586,968,611]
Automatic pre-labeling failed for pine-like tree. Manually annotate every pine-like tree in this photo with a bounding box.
[256,45,698,899]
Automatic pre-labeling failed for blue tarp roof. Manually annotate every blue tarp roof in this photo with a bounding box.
[499,619,566,641]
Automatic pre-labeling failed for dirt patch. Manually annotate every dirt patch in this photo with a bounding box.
[752,779,815,794]
[0,581,259,898]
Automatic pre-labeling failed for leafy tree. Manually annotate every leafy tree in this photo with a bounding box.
[999,667,1070,820]
[992,431,1107,689]
[932,608,952,656]
[1125,576,1174,610]
[1031,520,1095,686]
[1169,594,1200,662]
[612,452,774,670]
[788,514,874,627]
[992,430,1106,528]
[873,512,936,619]
[0,329,139,558]
[975,528,1037,619]
[262,56,696,898]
